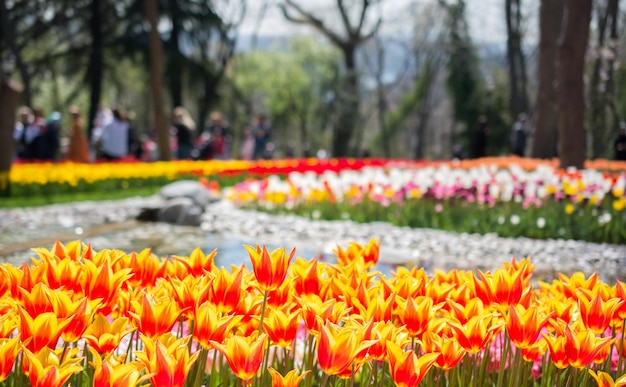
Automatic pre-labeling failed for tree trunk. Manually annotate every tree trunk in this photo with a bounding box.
[167,0,183,108]
[557,0,592,168]
[145,0,171,161]
[505,0,528,119]
[532,0,564,159]
[333,45,359,157]
[589,0,620,159]
[0,77,23,197]
[0,0,31,106]
[87,0,104,141]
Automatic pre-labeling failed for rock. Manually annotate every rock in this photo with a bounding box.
[160,180,218,207]
[158,197,203,226]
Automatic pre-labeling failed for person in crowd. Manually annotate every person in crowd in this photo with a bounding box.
[17,106,43,160]
[511,112,528,157]
[171,107,196,160]
[472,115,489,159]
[239,127,255,160]
[39,111,61,161]
[615,122,626,161]
[98,108,130,160]
[66,106,90,163]
[204,111,229,160]
[252,113,270,160]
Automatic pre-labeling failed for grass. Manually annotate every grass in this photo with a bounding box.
[0,186,161,209]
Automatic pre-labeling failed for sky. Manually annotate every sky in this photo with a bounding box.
[238,0,525,46]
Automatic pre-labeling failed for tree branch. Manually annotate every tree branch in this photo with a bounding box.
[280,0,346,46]
[336,0,354,37]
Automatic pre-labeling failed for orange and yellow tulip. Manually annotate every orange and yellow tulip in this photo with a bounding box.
[173,247,216,278]
[193,302,239,350]
[210,333,267,382]
[263,307,300,348]
[128,293,181,338]
[421,332,466,370]
[386,341,440,387]
[135,334,199,387]
[396,296,441,338]
[268,368,310,387]
[83,314,135,355]
[18,308,72,352]
[544,323,613,368]
[245,244,295,291]
[448,315,503,354]
[90,348,148,387]
[588,370,626,387]
[577,291,622,334]
[21,347,83,387]
[208,266,245,314]
[334,238,379,268]
[506,304,552,349]
[316,321,374,377]
[0,337,20,381]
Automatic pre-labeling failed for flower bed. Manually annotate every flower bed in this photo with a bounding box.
[0,240,625,386]
[224,163,626,244]
[5,158,388,199]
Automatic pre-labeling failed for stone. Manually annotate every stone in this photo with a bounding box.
[160,180,218,207]
[158,197,203,226]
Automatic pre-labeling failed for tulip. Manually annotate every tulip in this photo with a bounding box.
[168,276,211,318]
[210,333,267,382]
[83,314,135,355]
[193,302,239,350]
[128,293,181,338]
[21,347,83,387]
[263,307,300,348]
[577,291,623,334]
[448,315,503,354]
[208,266,245,314]
[588,370,626,387]
[386,341,440,387]
[136,334,199,387]
[421,332,466,370]
[82,258,132,315]
[316,321,375,377]
[172,247,216,278]
[396,296,441,339]
[53,294,99,343]
[90,348,148,387]
[18,308,72,352]
[0,337,20,381]
[245,244,295,291]
[268,368,310,387]
[506,304,553,349]
[290,257,322,296]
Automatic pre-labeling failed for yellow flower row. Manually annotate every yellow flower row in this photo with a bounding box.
[9,160,253,186]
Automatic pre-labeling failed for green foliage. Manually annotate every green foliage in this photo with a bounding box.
[250,198,626,245]
[227,37,340,155]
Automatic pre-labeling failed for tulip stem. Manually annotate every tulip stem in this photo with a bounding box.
[257,290,269,336]
[618,319,626,375]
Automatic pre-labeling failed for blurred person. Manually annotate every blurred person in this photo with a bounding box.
[511,113,528,157]
[171,106,196,160]
[66,106,90,163]
[39,111,61,161]
[98,108,129,160]
[17,106,43,160]
[615,122,626,161]
[204,111,229,159]
[252,113,270,160]
[239,126,255,160]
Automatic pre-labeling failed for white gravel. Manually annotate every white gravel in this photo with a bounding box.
[1,197,625,282]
